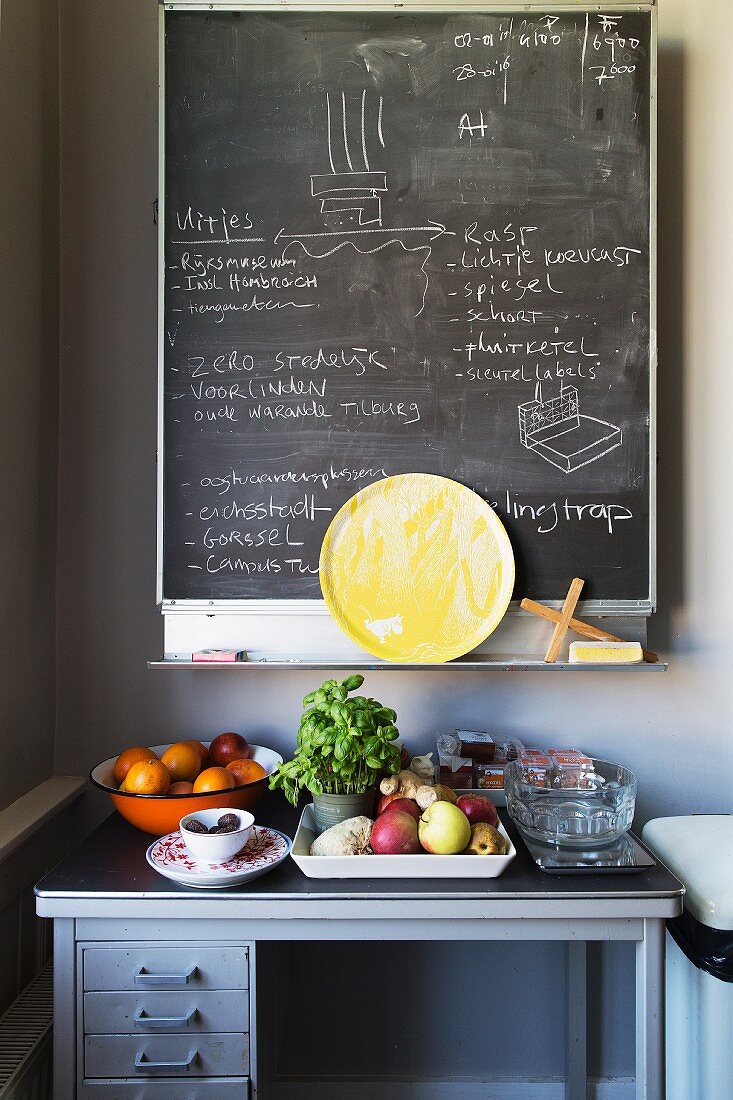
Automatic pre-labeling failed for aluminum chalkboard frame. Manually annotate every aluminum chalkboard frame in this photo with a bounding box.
[156,0,657,619]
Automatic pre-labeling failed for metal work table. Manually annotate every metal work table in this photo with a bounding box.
[37,798,683,1100]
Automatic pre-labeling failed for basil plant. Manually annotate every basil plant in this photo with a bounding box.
[270,674,401,805]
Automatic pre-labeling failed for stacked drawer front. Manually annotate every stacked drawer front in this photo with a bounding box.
[81,945,249,1094]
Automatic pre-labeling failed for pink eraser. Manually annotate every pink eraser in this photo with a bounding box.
[192,650,243,662]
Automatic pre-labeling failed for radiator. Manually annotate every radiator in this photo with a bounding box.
[0,965,53,1099]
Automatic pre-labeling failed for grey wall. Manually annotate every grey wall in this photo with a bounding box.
[0,0,59,810]
[53,0,733,1084]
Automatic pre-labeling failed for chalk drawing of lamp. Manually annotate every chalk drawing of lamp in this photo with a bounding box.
[518,382,622,473]
[311,90,388,229]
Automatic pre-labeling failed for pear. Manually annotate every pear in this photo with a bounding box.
[463,822,509,855]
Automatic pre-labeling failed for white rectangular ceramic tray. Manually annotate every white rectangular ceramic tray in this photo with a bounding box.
[291,803,516,879]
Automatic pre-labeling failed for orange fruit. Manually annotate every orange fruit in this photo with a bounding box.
[168,780,194,795]
[226,759,267,786]
[125,758,171,796]
[114,746,158,786]
[185,739,209,769]
[192,767,235,794]
[161,741,201,783]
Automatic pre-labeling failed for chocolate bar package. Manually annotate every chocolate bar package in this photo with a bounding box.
[455,730,495,762]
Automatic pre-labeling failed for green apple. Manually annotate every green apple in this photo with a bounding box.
[418,801,471,854]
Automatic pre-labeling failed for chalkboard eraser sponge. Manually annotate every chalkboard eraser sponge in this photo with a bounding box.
[569,641,643,665]
[192,649,247,662]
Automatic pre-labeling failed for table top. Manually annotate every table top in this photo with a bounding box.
[36,793,683,913]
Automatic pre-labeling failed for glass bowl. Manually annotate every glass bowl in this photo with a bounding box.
[505,758,636,848]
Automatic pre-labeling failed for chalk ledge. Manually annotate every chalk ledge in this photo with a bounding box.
[148,657,668,672]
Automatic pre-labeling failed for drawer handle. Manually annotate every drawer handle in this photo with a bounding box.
[134,1007,197,1029]
[134,966,196,987]
[135,1049,198,1073]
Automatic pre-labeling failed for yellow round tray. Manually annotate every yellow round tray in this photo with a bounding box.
[319,474,515,662]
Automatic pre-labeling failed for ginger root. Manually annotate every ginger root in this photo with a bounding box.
[379,768,427,800]
[415,783,458,810]
[381,770,459,810]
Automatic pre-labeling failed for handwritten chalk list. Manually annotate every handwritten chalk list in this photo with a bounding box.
[163,9,653,605]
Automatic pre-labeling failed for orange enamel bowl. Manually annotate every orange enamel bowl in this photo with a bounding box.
[90,743,282,836]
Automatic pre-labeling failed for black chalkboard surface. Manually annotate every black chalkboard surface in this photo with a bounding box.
[162,8,653,608]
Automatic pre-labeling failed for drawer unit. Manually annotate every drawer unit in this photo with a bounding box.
[77,941,253,1093]
[83,989,249,1034]
[79,1077,249,1097]
[83,946,248,992]
[84,1033,249,1078]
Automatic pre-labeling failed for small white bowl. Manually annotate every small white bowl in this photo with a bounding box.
[179,808,254,864]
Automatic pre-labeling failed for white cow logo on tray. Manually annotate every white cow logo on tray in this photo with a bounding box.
[365,615,404,643]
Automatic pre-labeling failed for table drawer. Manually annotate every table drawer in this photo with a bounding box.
[79,1077,249,1097]
[84,989,249,1034]
[83,946,248,991]
[84,1033,248,1078]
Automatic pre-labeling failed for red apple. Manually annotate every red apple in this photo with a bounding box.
[381,797,421,823]
[370,810,422,855]
[375,791,404,815]
[208,732,249,768]
[456,794,499,828]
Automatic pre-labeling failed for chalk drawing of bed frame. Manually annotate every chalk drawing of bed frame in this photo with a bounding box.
[518,384,622,474]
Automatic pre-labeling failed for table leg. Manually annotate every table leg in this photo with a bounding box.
[566,940,587,1100]
[636,917,665,1100]
[53,918,75,1100]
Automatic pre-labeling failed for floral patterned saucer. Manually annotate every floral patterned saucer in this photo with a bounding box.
[146,825,291,889]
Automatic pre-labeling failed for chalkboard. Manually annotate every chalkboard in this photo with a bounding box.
[161,7,654,610]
